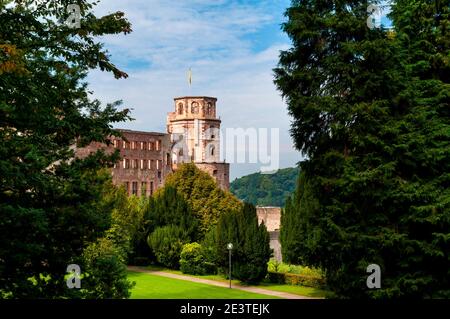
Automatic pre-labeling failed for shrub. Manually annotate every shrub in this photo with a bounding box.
[147,225,188,269]
[81,238,134,298]
[267,259,323,277]
[266,271,326,289]
[180,242,211,275]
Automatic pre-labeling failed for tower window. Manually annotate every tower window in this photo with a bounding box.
[178,103,184,115]
[191,102,199,114]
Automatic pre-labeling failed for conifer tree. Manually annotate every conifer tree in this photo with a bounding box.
[215,203,271,284]
[275,0,449,298]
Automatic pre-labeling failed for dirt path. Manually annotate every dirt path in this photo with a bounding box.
[128,266,316,299]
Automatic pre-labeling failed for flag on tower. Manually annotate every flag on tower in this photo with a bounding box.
[187,67,192,87]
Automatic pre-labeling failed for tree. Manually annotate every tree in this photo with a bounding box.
[274,0,449,298]
[179,242,215,275]
[164,163,243,235]
[215,203,271,284]
[81,238,134,299]
[0,0,133,298]
[147,225,189,269]
[145,185,198,240]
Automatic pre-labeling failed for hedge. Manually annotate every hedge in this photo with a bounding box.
[267,271,326,289]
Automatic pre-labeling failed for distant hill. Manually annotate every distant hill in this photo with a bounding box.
[230,167,299,207]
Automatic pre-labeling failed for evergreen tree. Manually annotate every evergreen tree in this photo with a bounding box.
[275,0,449,298]
[145,185,198,240]
[215,203,271,284]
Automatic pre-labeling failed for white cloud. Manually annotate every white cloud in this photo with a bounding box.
[87,0,302,179]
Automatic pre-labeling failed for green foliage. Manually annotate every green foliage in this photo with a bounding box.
[0,0,132,298]
[147,225,189,269]
[145,185,198,240]
[267,259,323,278]
[230,167,299,207]
[214,203,272,284]
[180,242,216,275]
[275,0,450,298]
[81,238,134,299]
[266,272,326,289]
[104,186,148,263]
[164,163,243,235]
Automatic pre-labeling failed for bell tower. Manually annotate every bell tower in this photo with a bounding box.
[167,96,229,190]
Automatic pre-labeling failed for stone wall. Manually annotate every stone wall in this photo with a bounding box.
[195,162,230,190]
[256,206,282,261]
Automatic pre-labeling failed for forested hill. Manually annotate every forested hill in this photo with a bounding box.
[230,167,299,207]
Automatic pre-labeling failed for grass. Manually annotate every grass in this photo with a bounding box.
[141,265,329,298]
[128,271,279,299]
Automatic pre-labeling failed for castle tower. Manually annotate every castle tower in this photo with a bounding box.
[167,96,230,190]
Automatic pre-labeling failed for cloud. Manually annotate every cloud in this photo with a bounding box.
[87,0,302,179]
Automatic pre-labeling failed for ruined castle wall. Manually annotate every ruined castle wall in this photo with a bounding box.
[256,206,282,262]
[195,162,230,190]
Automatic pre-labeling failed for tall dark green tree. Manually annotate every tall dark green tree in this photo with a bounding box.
[275,0,449,298]
[145,185,198,240]
[0,0,133,298]
[215,203,271,284]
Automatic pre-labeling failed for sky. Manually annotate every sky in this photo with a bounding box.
[86,0,391,180]
[86,0,300,181]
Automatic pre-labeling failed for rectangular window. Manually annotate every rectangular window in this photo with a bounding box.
[132,182,138,195]
[156,160,160,170]
[140,159,144,170]
[141,182,147,196]
[124,159,130,169]
[149,141,155,151]
[150,181,154,196]
[150,160,155,170]
[166,153,170,165]
[124,182,129,194]
[156,140,161,151]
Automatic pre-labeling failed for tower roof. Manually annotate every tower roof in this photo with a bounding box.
[174,96,217,101]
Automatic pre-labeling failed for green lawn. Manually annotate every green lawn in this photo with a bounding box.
[128,271,279,299]
[141,265,329,298]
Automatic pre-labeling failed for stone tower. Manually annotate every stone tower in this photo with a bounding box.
[167,96,230,190]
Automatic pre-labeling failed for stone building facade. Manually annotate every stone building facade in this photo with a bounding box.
[75,96,230,193]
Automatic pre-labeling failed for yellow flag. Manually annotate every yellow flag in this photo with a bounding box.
[187,68,192,87]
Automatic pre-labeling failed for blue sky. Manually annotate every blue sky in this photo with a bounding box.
[87,0,298,180]
[86,0,391,180]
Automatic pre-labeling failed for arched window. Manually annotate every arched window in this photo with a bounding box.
[206,102,212,115]
[210,146,215,156]
[178,103,184,115]
[191,102,199,114]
